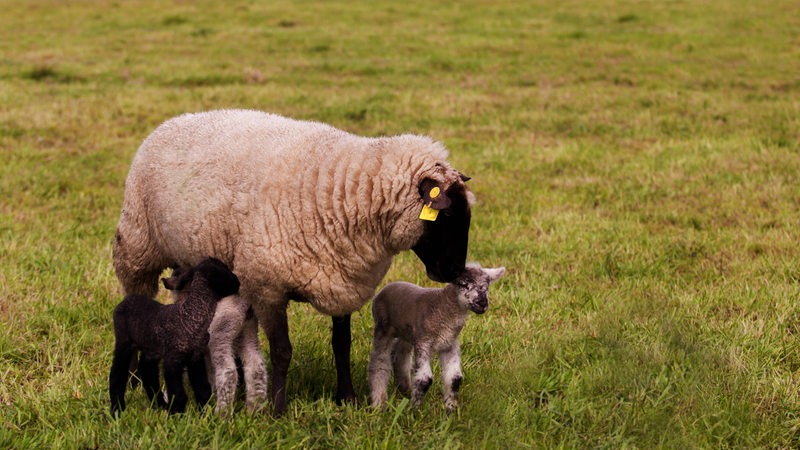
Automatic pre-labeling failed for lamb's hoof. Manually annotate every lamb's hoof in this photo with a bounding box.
[110,403,124,419]
[214,404,234,418]
[369,395,388,412]
[246,398,269,415]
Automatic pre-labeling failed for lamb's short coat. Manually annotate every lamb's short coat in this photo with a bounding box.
[369,263,505,412]
[109,258,239,416]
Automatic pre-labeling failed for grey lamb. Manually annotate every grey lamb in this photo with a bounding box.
[369,263,505,413]
[204,297,268,415]
[164,272,268,416]
[109,257,240,416]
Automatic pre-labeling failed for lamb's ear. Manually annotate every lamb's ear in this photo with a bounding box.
[458,171,471,182]
[162,268,194,291]
[483,267,506,283]
[419,178,451,210]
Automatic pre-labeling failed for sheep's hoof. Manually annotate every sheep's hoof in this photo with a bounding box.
[272,400,288,417]
[334,392,357,406]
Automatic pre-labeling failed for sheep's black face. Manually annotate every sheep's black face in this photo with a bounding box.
[412,182,471,283]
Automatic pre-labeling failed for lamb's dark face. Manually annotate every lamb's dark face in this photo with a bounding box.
[455,264,506,314]
[197,258,240,298]
[412,181,472,283]
[161,257,240,299]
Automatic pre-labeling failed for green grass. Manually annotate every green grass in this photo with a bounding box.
[1,0,800,447]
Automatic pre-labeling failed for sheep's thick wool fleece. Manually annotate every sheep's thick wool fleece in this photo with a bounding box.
[120,109,456,315]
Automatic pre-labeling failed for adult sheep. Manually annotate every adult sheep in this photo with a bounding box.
[113,109,474,414]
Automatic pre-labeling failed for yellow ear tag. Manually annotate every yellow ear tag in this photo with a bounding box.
[419,186,441,221]
[419,204,440,221]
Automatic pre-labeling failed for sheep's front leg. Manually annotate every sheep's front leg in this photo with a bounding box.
[238,314,268,413]
[368,329,393,408]
[439,341,463,414]
[260,303,292,415]
[332,315,356,405]
[411,343,434,408]
[208,295,249,416]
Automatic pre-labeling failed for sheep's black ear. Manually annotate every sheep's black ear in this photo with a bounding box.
[419,178,451,210]
[458,171,471,182]
[162,267,194,291]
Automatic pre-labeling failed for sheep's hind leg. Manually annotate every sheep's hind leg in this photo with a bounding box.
[332,315,357,405]
[439,341,463,414]
[367,331,393,409]
[112,228,164,298]
[392,340,413,397]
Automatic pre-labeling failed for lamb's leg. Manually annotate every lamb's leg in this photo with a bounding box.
[332,315,356,405]
[259,302,292,415]
[439,341,463,414]
[392,340,413,397]
[411,343,434,408]
[163,361,189,414]
[188,358,212,410]
[129,353,141,389]
[237,313,268,413]
[208,295,249,416]
[368,330,393,409]
[138,356,166,409]
[112,227,164,394]
[109,342,134,417]
[204,353,215,393]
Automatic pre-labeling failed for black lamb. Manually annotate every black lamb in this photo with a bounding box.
[109,257,240,416]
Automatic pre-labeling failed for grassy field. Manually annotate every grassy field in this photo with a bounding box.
[1,0,799,447]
